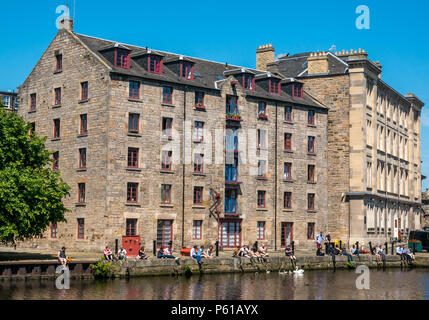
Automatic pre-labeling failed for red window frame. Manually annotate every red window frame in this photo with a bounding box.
[30,93,37,111]
[258,160,266,178]
[285,106,293,122]
[308,165,315,182]
[128,147,139,168]
[308,136,315,154]
[126,219,137,236]
[242,74,255,91]
[161,184,172,204]
[148,55,163,74]
[163,87,173,104]
[162,117,173,138]
[284,133,292,151]
[79,148,87,169]
[219,219,241,248]
[258,101,267,119]
[284,163,292,181]
[308,193,315,211]
[51,222,58,238]
[157,220,173,248]
[129,80,140,99]
[307,223,315,240]
[56,54,63,71]
[269,79,280,94]
[53,119,60,138]
[80,114,88,135]
[77,218,84,239]
[308,110,316,125]
[292,83,303,98]
[54,88,61,106]
[161,150,172,171]
[115,49,130,69]
[194,187,203,205]
[127,182,138,203]
[281,222,293,247]
[52,151,59,171]
[128,113,140,133]
[257,129,266,149]
[180,62,194,80]
[81,82,88,100]
[194,154,204,173]
[257,221,265,240]
[284,192,292,209]
[193,220,202,240]
[257,191,266,208]
[78,183,86,203]
[195,91,204,108]
[194,121,204,142]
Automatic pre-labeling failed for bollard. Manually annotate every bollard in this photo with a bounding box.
[168,240,173,248]
[391,240,394,256]
[339,240,342,250]
[215,241,219,257]
[115,239,119,255]
[325,242,329,254]
[153,240,157,256]
[292,241,295,255]
[385,242,388,255]
[356,241,359,252]
[254,241,258,251]
[369,241,373,255]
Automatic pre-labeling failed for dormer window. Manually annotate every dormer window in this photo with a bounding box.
[269,79,280,94]
[149,55,163,74]
[180,62,194,79]
[292,83,303,98]
[243,74,255,90]
[115,49,130,69]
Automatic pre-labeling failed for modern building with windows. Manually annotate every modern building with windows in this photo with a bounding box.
[17,19,328,252]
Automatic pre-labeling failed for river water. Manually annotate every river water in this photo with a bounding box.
[1,269,429,300]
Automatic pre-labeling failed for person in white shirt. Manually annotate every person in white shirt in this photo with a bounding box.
[316,232,325,250]
[117,247,128,265]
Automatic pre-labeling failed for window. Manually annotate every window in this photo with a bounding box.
[195,91,204,108]
[308,165,315,182]
[126,219,137,236]
[2,96,10,107]
[193,220,202,240]
[53,152,59,171]
[80,114,88,135]
[292,83,303,98]
[258,101,267,118]
[284,163,292,181]
[129,80,140,99]
[219,220,241,247]
[284,192,292,209]
[53,119,61,138]
[308,193,315,211]
[243,74,254,90]
[51,222,58,239]
[78,183,86,203]
[115,49,130,68]
[257,222,265,240]
[307,223,315,240]
[149,55,162,74]
[281,222,293,247]
[56,54,62,71]
[161,184,172,204]
[194,187,203,205]
[180,62,194,79]
[30,94,37,110]
[161,150,172,171]
[257,191,266,208]
[127,182,138,203]
[79,148,87,169]
[284,133,292,151]
[54,88,61,106]
[81,82,88,100]
[194,121,204,142]
[157,220,172,248]
[128,148,139,168]
[77,218,84,239]
[257,129,267,149]
[163,87,173,104]
[308,110,316,125]
[308,136,315,154]
[225,189,238,214]
[162,117,173,139]
[269,79,280,94]
[194,153,204,173]
[258,160,267,178]
[285,106,293,122]
[128,113,140,133]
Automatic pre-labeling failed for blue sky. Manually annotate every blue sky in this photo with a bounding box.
[1,0,428,190]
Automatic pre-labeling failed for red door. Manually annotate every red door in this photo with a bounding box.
[122,236,141,257]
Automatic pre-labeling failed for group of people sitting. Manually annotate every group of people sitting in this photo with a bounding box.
[157,246,180,260]
[234,243,269,261]
[396,245,414,264]
[190,245,216,266]
[103,246,130,264]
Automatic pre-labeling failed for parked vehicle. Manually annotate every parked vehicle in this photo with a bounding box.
[408,231,429,252]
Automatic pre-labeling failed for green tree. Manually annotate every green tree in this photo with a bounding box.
[0,109,70,245]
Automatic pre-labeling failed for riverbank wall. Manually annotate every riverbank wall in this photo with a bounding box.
[2,255,429,280]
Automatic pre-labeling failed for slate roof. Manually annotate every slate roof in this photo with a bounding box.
[75,33,327,110]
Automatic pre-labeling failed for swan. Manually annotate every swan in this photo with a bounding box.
[266,270,270,274]
[293,266,304,274]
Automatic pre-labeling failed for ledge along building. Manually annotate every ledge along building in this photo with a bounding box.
[17,19,329,252]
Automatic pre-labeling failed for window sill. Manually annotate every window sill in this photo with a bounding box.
[284,150,293,154]
[160,203,174,208]
[128,98,143,103]
[127,168,142,172]
[78,134,88,138]
[28,109,37,114]
[258,115,268,120]
[195,106,206,111]
[160,170,175,174]
[257,208,268,211]
[307,181,317,185]
[125,203,141,207]
[193,140,204,144]
[52,105,62,109]
[77,168,87,172]
[75,203,86,207]
[161,103,175,107]
[192,205,206,209]
[193,172,206,176]
[307,153,317,156]
[51,138,61,142]
[283,209,293,212]
[128,132,142,137]
[284,121,294,125]
[78,99,89,104]
[283,179,294,183]
[307,124,317,128]
[257,176,268,181]
[307,210,317,213]
[53,69,63,74]
[161,137,173,141]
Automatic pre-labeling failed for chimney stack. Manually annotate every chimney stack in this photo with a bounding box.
[59,17,74,32]
[307,52,329,75]
[256,44,275,71]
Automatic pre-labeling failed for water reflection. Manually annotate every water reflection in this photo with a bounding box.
[0,269,428,300]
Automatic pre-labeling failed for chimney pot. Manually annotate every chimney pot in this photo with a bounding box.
[59,17,74,32]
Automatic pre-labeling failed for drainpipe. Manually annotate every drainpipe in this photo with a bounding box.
[274,102,278,251]
[181,87,187,248]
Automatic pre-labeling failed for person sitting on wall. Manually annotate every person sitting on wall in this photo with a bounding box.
[334,245,342,255]
[250,244,261,259]
[316,247,325,256]
[104,246,114,261]
[401,246,414,263]
[350,245,360,256]
[135,246,148,261]
[259,244,269,258]
[341,247,355,263]
[396,245,407,263]
[376,245,386,264]
[285,245,296,268]
[316,232,325,250]
[163,246,180,260]
[206,245,216,258]
[191,245,202,267]
[158,247,166,259]
[117,247,128,265]
[58,247,68,266]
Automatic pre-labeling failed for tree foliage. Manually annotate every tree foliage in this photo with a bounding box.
[0,109,70,245]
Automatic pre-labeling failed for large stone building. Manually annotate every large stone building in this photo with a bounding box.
[0,91,18,112]
[423,189,429,229]
[256,46,425,244]
[17,19,329,252]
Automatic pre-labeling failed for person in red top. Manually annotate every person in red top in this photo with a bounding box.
[104,246,114,261]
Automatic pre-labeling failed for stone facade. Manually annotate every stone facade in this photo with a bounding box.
[423,189,429,229]
[17,25,328,252]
